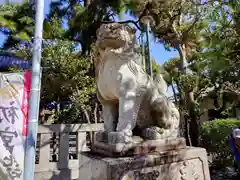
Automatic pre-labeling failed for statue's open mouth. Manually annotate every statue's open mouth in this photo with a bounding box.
[100,38,126,49]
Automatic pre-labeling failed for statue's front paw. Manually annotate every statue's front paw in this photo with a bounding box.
[142,126,163,140]
[108,132,132,144]
[95,130,109,142]
[161,117,172,128]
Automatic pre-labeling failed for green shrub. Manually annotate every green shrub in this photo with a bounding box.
[200,118,240,168]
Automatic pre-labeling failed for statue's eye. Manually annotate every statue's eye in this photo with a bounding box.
[126,26,131,31]
[126,26,136,34]
[126,26,133,33]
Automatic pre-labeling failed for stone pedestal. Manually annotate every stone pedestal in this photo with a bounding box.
[91,137,186,157]
[80,147,211,180]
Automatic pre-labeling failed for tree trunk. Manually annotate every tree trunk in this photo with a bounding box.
[188,92,199,146]
[175,79,186,137]
[176,43,200,146]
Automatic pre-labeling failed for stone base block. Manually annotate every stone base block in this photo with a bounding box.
[81,147,211,180]
[91,137,186,157]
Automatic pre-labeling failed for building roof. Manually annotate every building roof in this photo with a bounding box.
[0,52,32,69]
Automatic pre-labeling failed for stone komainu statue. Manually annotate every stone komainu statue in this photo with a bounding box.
[92,23,180,144]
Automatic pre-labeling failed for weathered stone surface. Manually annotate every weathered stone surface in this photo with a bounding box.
[91,137,186,157]
[81,147,211,180]
[92,22,180,146]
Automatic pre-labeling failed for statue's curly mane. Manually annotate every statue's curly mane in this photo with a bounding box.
[91,23,139,79]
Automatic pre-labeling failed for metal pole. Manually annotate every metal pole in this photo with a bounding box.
[146,20,153,77]
[23,0,44,179]
[141,33,146,69]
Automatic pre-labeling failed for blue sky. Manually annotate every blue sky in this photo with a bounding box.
[0,0,179,65]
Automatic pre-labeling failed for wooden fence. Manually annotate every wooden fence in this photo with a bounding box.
[34,123,104,180]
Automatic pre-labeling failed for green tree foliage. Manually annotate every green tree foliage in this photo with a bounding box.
[13,39,96,123]
[1,11,97,123]
[200,119,240,168]
[160,1,240,146]
[1,0,239,141]
[126,0,211,146]
[190,0,240,119]
[47,0,129,56]
[0,2,35,49]
[152,58,162,78]
[163,56,210,145]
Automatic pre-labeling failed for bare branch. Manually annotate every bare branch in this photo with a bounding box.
[184,17,199,35]
[101,20,144,31]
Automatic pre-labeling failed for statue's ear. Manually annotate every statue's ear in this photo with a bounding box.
[126,25,136,34]
[129,27,137,34]
[131,27,137,34]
